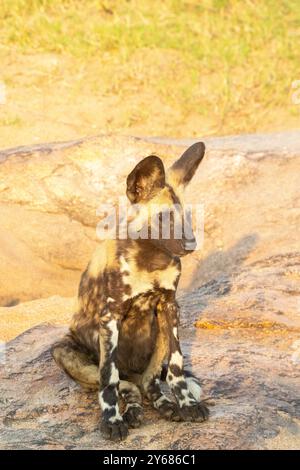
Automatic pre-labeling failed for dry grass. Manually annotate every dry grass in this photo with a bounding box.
[0,0,299,147]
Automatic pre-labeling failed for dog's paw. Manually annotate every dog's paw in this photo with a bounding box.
[179,401,209,422]
[100,418,129,441]
[155,398,181,422]
[123,404,144,428]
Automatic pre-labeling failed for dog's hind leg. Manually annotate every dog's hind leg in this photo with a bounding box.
[51,334,99,390]
[52,336,143,428]
[52,335,143,428]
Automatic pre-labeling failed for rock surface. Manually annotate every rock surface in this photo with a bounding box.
[0,131,300,449]
[0,131,299,306]
[0,322,299,450]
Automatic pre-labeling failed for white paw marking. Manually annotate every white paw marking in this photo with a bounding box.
[98,391,122,422]
[178,389,196,408]
[186,377,202,401]
[170,350,183,369]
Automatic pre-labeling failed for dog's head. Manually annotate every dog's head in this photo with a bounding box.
[126,142,205,257]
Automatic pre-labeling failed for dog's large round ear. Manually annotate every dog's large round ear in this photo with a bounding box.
[167,142,205,188]
[126,155,166,203]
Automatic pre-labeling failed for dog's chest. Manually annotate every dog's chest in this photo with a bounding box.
[119,255,180,301]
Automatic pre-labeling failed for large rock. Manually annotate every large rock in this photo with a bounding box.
[0,320,299,450]
[0,296,75,342]
[0,131,299,449]
[0,132,299,306]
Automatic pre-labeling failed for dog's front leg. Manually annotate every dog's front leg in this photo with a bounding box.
[141,308,181,421]
[162,294,209,422]
[98,307,128,441]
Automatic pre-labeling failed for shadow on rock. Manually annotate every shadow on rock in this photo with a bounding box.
[179,233,259,326]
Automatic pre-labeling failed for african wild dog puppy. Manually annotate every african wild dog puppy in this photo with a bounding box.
[52,142,209,441]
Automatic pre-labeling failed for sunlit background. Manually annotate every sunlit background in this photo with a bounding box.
[0,0,299,147]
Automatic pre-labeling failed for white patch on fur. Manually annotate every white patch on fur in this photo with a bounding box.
[122,293,131,301]
[107,297,115,303]
[173,327,178,340]
[98,391,110,410]
[178,388,196,408]
[109,414,122,423]
[167,374,182,385]
[159,265,179,291]
[120,255,130,274]
[107,319,118,349]
[119,250,179,300]
[186,376,202,401]
[98,391,122,422]
[110,362,119,384]
[170,350,183,369]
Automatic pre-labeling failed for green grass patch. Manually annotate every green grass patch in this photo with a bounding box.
[1,0,299,136]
